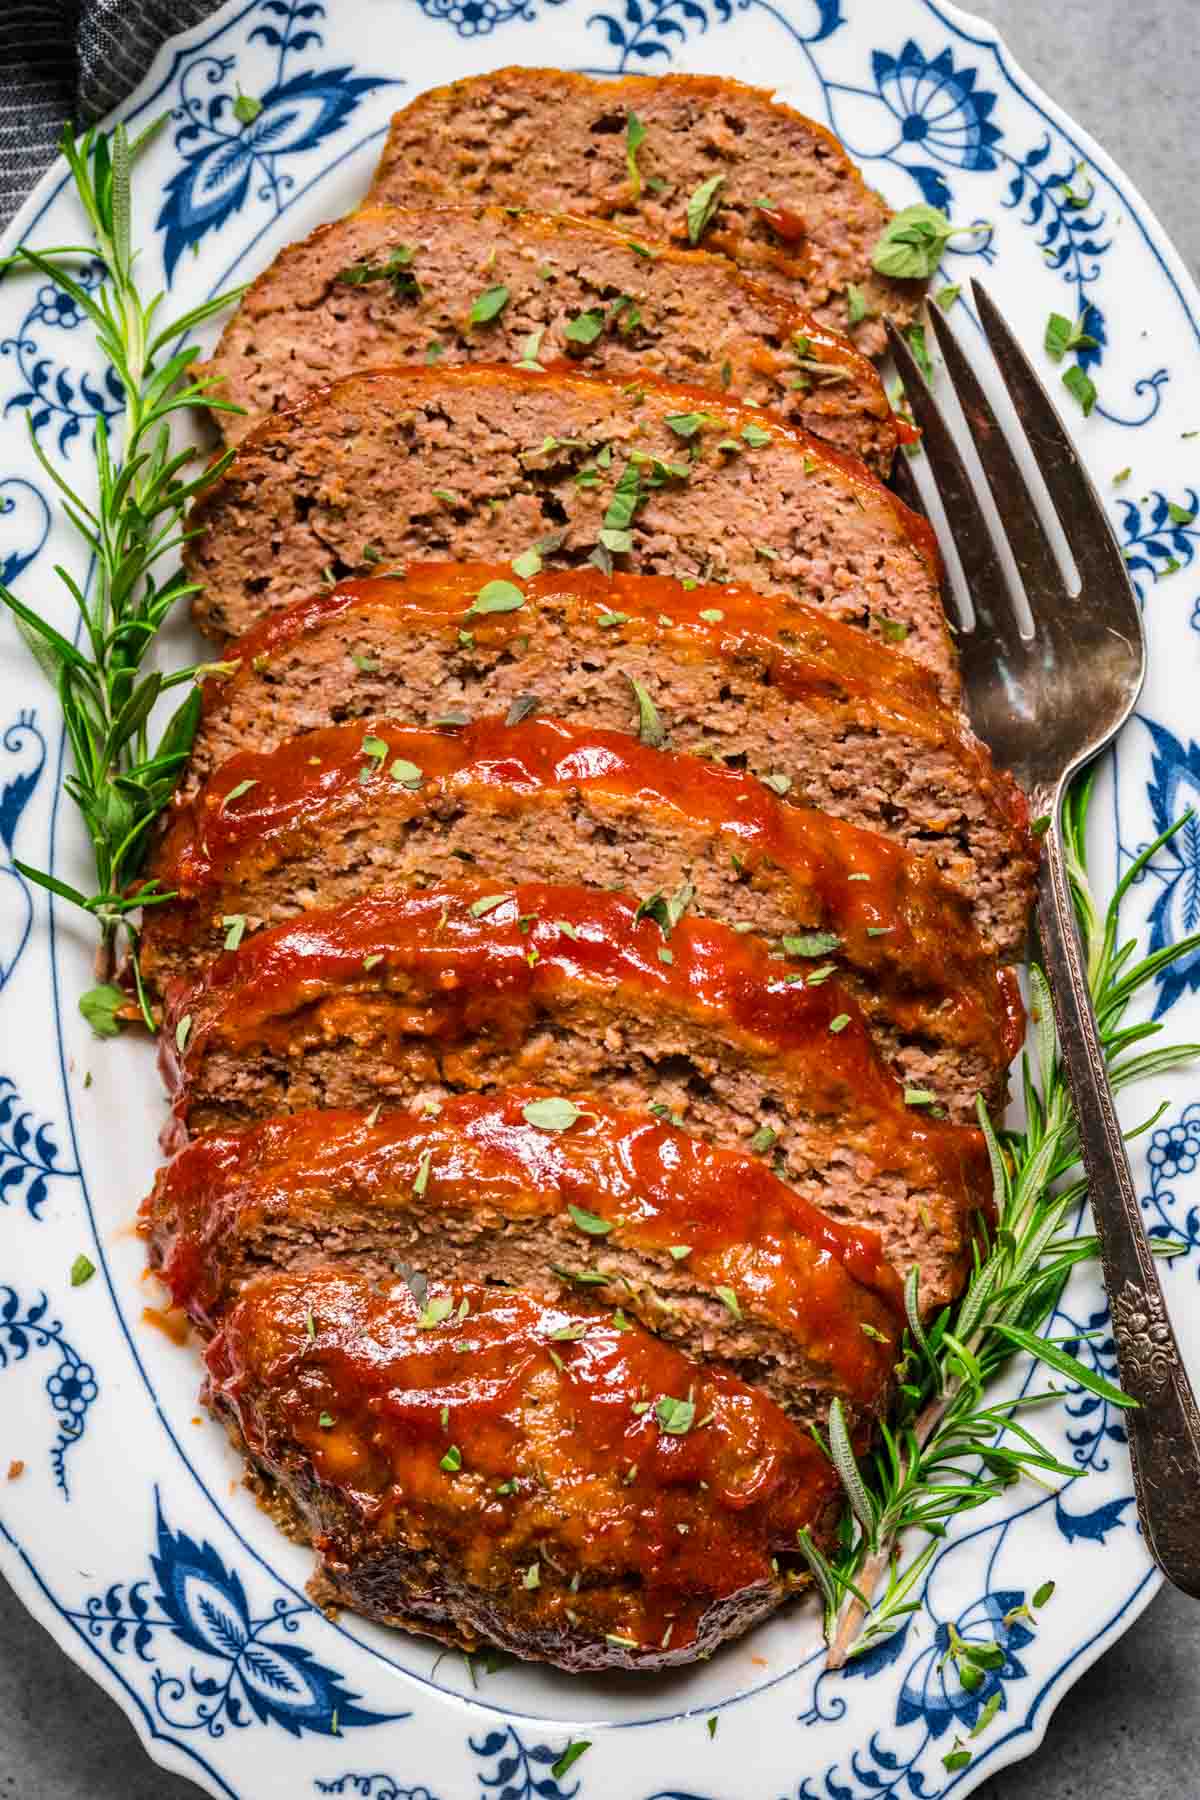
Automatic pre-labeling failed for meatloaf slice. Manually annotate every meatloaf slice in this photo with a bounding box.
[204,1267,842,1668]
[367,69,923,353]
[184,363,952,689]
[184,566,1036,960]
[143,714,1023,1117]
[161,884,993,1306]
[142,1096,901,1420]
[200,204,899,469]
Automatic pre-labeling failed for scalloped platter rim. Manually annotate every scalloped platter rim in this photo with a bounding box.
[2,1,1200,1796]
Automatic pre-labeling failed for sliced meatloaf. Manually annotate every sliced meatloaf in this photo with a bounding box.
[161,884,993,1306]
[184,566,1036,959]
[184,363,952,688]
[367,69,923,353]
[143,714,1022,1116]
[204,1267,841,1668]
[200,204,899,469]
[142,1096,901,1419]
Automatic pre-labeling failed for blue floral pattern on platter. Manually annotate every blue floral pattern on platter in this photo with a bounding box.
[1,0,1200,1796]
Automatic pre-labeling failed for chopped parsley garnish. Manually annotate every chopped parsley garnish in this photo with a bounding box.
[658,946,674,964]
[361,733,388,765]
[564,308,606,346]
[935,283,961,311]
[222,778,257,808]
[362,952,383,971]
[469,894,507,918]
[686,173,725,244]
[668,1244,692,1260]
[389,758,422,788]
[741,421,772,448]
[706,1716,718,1740]
[698,607,723,623]
[523,1562,541,1590]
[523,1096,587,1132]
[1033,1578,1056,1608]
[782,930,840,957]
[906,324,934,383]
[70,1253,95,1287]
[512,546,542,578]
[467,578,525,616]
[550,1322,589,1341]
[496,1478,518,1496]
[552,1742,592,1781]
[872,204,989,279]
[516,326,545,371]
[440,1445,462,1472]
[306,1311,317,1344]
[626,109,647,196]
[1044,309,1099,362]
[468,283,510,325]
[568,1203,614,1236]
[635,880,695,938]
[412,1149,433,1197]
[664,410,711,439]
[626,675,665,748]
[715,1285,741,1320]
[222,914,246,951]
[760,772,792,796]
[597,609,630,628]
[829,1013,851,1033]
[1168,501,1196,525]
[336,244,418,300]
[655,1394,695,1434]
[942,1747,972,1773]
[505,693,539,726]
[318,1412,335,1430]
[1062,364,1097,416]
[749,1126,777,1154]
[878,615,910,643]
[232,89,263,125]
[846,283,869,325]
[417,1296,454,1329]
[175,1014,192,1053]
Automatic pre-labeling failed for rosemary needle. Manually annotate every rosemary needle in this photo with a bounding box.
[0,119,245,1030]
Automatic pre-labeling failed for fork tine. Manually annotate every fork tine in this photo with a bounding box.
[924,302,1065,611]
[971,279,1134,597]
[884,319,1027,665]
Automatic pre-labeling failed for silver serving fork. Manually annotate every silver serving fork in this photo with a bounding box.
[887,283,1200,1596]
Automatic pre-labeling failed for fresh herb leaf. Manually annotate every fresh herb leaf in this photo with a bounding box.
[417,1296,454,1330]
[664,411,711,439]
[655,1395,696,1434]
[846,283,869,325]
[70,1253,96,1287]
[568,1203,614,1237]
[626,675,665,748]
[686,174,725,244]
[741,422,772,448]
[782,931,841,958]
[625,111,646,198]
[1044,309,1099,362]
[935,284,961,310]
[552,1742,592,1781]
[715,1285,741,1319]
[468,283,509,325]
[871,204,989,279]
[467,579,525,616]
[564,309,606,345]
[79,984,126,1039]
[511,546,542,579]
[761,772,792,796]
[523,1096,587,1132]
[232,90,263,125]
[440,1445,462,1472]
[1062,364,1098,416]
[828,1013,851,1033]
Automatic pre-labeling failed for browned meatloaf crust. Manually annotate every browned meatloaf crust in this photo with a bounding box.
[160,883,993,1307]
[142,1095,902,1421]
[199,204,899,470]
[183,363,953,688]
[367,68,924,353]
[143,713,1023,1118]
[204,1266,844,1669]
[183,566,1036,960]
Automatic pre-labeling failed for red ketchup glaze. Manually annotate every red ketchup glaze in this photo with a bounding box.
[166,881,991,1199]
[153,713,1023,1065]
[195,563,1033,848]
[226,362,941,579]
[205,1267,842,1658]
[143,1094,902,1403]
[755,203,809,245]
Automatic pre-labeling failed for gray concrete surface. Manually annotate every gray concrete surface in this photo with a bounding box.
[2,1,1197,1795]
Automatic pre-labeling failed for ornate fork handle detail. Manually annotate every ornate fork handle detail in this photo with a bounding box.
[1038,788,1200,1594]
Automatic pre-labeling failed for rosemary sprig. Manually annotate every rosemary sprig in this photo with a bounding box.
[0,120,243,1028]
[810,772,1200,1667]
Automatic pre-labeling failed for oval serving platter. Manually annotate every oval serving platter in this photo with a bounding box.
[1,2,1199,1795]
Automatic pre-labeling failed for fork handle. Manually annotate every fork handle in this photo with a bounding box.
[1037,792,1200,1595]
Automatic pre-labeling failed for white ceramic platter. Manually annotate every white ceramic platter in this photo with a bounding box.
[2,2,1199,1794]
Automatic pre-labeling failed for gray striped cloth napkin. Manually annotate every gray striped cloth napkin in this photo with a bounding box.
[0,0,223,230]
